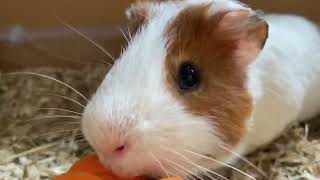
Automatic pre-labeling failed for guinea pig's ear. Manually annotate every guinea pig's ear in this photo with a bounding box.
[125,1,150,33]
[215,10,269,65]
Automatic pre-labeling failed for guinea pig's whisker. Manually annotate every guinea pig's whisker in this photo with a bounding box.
[160,146,226,180]
[37,92,86,108]
[119,28,130,45]
[220,146,270,180]
[197,170,219,180]
[165,161,196,180]
[148,152,170,178]
[32,129,81,140]
[75,138,88,143]
[169,165,194,180]
[163,158,204,180]
[162,149,217,180]
[5,72,89,102]
[127,27,132,40]
[50,121,81,125]
[26,115,81,122]
[29,42,108,67]
[184,149,256,180]
[161,147,224,180]
[39,107,83,116]
[55,15,115,64]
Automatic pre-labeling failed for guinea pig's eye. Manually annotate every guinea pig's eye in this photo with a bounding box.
[178,62,200,91]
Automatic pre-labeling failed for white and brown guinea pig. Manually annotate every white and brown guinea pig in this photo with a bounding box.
[81,0,320,178]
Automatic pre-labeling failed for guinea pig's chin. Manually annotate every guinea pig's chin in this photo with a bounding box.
[111,165,162,179]
[99,156,160,178]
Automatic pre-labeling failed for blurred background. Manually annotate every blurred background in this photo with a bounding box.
[0,0,319,71]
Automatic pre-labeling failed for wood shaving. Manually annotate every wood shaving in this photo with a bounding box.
[0,66,319,180]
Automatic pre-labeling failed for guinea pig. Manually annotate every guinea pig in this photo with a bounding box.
[81,0,320,178]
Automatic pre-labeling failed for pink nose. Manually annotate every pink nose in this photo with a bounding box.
[113,145,126,155]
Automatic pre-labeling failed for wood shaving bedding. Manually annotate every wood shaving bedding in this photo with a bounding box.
[0,66,319,180]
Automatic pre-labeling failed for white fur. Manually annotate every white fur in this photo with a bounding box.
[81,0,320,178]
[242,14,320,153]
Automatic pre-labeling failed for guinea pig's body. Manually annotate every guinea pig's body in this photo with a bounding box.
[241,14,320,153]
[81,0,320,178]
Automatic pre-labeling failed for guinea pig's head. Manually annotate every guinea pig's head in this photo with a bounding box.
[81,0,268,178]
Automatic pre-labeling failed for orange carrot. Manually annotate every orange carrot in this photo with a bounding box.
[54,155,182,180]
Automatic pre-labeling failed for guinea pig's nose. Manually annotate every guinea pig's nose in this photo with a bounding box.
[113,144,127,155]
[115,145,125,152]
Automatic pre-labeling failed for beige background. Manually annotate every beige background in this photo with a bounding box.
[1,0,319,71]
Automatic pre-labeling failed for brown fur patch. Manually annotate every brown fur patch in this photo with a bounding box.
[164,5,268,147]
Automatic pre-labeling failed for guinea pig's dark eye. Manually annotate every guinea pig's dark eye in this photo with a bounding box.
[178,62,200,91]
